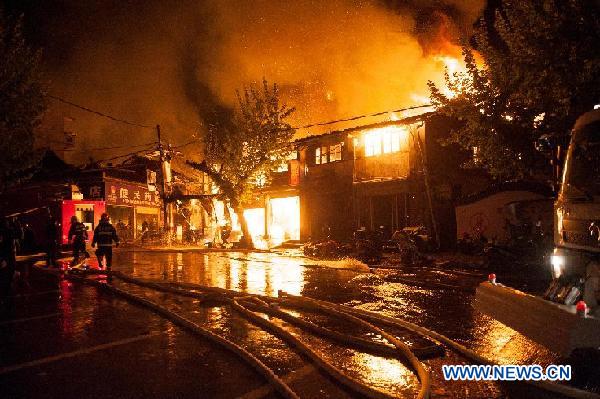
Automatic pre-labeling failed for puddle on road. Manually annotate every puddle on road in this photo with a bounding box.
[107,250,559,398]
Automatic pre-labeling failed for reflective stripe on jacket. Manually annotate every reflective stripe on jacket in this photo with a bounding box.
[92,222,119,247]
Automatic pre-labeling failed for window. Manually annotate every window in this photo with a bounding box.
[320,146,328,164]
[315,146,328,164]
[365,132,381,157]
[275,151,298,172]
[329,143,342,162]
[364,127,406,157]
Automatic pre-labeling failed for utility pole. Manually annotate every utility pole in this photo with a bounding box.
[156,124,172,233]
[410,126,440,250]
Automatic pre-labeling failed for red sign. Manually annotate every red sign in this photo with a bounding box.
[105,182,161,207]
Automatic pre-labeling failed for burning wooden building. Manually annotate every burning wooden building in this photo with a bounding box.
[243,112,488,248]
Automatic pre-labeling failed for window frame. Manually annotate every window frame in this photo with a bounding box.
[364,127,405,158]
[329,142,343,162]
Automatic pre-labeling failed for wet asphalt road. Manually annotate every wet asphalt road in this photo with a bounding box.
[0,250,573,398]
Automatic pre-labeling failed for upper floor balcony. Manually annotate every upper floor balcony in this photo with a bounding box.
[354,151,410,182]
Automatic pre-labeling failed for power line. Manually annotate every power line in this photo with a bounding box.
[171,140,199,149]
[48,93,432,153]
[83,141,158,152]
[47,94,153,129]
[291,104,432,130]
[94,145,157,164]
[49,92,430,134]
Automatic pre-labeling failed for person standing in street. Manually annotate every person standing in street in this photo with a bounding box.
[0,218,16,309]
[10,217,23,256]
[46,212,60,268]
[92,213,119,271]
[68,216,88,264]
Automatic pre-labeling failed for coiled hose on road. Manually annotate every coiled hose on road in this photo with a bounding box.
[104,271,431,399]
[276,293,431,399]
[229,296,411,399]
[234,298,443,360]
[118,274,600,398]
[112,271,443,360]
[55,268,600,399]
[66,274,300,399]
[278,292,600,399]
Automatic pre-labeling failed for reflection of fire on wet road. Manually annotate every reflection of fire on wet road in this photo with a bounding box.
[7,250,570,399]
[103,250,562,397]
[350,352,416,390]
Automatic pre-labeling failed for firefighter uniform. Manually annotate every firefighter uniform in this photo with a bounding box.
[92,219,119,269]
[69,220,88,261]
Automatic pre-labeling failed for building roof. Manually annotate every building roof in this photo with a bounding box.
[29,150,78,181]
[294,112,434,145]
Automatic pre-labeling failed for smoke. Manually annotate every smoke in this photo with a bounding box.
[11,0,485,162]
[186,0,485,131]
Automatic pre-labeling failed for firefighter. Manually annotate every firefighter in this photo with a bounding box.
[45,212,60,268]
[92,213,119,270]
[0,218,16,308]
[68,216,89,264]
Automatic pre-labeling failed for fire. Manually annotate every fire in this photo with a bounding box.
[243,208,266,238]
[194,1,488,134]
[268,196,300,243]
[435,55,461,76]
[426,46,486,100]
[241,196,300,248]
[410,93,431,105]
[432,53,468,99]
[362,126,409,156]
[42,0,489,165]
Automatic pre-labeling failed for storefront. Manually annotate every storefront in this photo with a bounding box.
[242,195,301,247]
[267,196,300,243]
[197,195,300,248]
[104,180,161,240]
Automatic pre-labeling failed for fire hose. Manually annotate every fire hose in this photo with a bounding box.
[232,298,443,360]
[279,292,600,399]
[67,274,299,399]
[128,278,600,398]
[277,292,431,399]
[228,296,407,399]
[108,271,443,358]
[50,267,600,399]
[107,272,433,399]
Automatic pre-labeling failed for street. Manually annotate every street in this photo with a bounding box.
[2,1,600,397]
[0,250,571,398]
